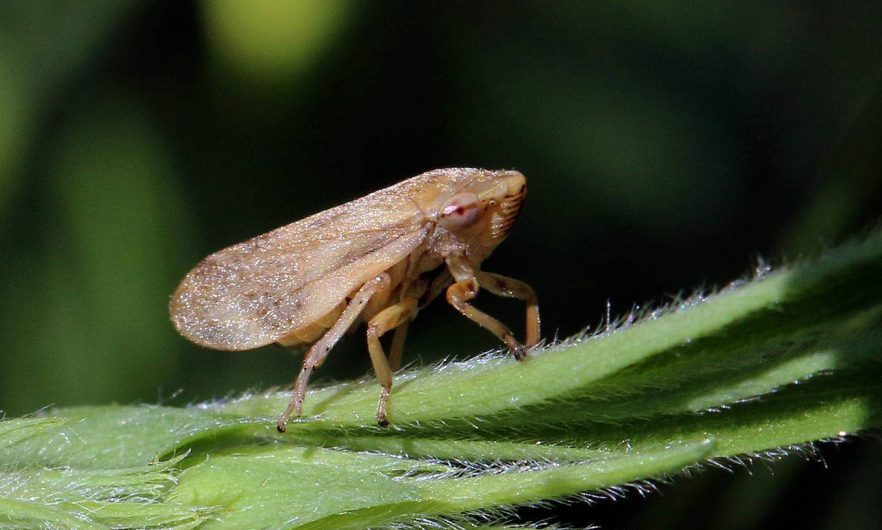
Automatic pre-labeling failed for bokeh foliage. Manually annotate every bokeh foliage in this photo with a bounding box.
[1,1,881,528]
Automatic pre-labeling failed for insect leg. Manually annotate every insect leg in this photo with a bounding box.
[476,271,541,347]
[445,278,526,360]
[366,297,418,426]
[277,272,391,433]
[388,321,409,372]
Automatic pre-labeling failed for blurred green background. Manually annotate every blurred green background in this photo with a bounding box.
[1,1,880,528]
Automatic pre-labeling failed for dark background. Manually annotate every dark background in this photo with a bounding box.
[1,2,880,528]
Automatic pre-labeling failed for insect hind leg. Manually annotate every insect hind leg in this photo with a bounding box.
[276,273,391,433]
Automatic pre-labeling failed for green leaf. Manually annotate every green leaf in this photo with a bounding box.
[2,230,881,527]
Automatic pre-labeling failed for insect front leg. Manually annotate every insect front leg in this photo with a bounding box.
[276,272,391,433]
[366,297,418,426]
[476,271,541,348]
[445,277,526,360]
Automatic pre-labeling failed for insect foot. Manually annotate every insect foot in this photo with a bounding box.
[505,335,528,361]
[376,386,392,427]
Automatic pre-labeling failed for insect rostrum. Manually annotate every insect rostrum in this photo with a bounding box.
[169,168,540,431]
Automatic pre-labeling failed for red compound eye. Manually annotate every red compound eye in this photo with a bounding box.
[439,192,481,230]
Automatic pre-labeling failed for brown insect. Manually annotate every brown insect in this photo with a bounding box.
[169,168,540,431]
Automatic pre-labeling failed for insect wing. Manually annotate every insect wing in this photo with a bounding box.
[170,186,427,351]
